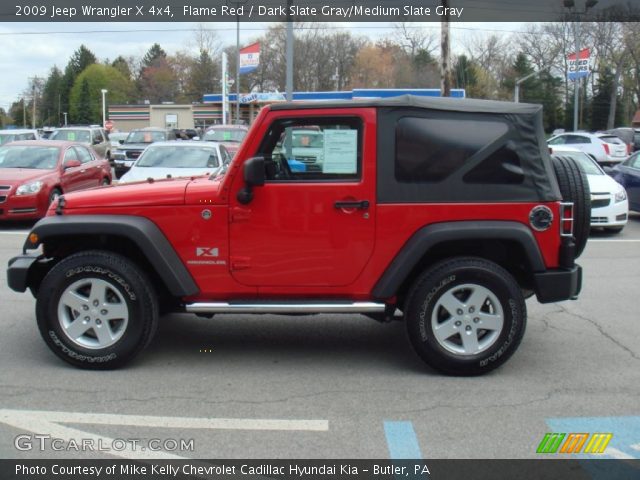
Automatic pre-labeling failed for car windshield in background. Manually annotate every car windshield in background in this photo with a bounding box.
[203,129,246,143]
[50,130,91,143]
[126,131,167,143]
[557,152,603,176]
[136,146,219,168]
[0,146,58,169]
[291,131,324,148]
[0,134,22,145]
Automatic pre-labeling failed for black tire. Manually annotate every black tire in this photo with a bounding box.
[48,188,62,205]
[551,155,591,258]
[36,250,158,369]
[405,257,527,376]
[101,177,110,186]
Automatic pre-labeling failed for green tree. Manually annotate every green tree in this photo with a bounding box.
[75,79,92,124]
[61,45,97,120]
[40,66,64,126]
[454,55,478,94]
[69,64,135,123]
[111,56,133,80]
[185,49,218,102]
[590,68,623,131]
[141,43,167,70]
[9,99,29,127]
[137,43,177,103]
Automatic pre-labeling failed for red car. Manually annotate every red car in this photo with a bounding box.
[0,140,111,220]
[201,124,248,157]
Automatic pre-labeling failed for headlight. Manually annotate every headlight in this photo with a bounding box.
[113,151,126,160]
[16,181,43,195]
[614,188,627,203]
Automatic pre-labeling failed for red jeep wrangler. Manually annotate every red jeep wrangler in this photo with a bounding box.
[7,96,589,375]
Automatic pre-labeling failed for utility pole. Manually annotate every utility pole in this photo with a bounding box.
[515,66,552,102]
[440,0,451,97]
[32,83,36,129]
[22,98,26,128]
[286,0,294,101]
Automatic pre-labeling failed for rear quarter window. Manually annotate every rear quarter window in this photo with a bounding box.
[394,117,521,184]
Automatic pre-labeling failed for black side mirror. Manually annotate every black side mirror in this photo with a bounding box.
[237,156,265,205]
[118,139,125,145]
[244,156,265,187]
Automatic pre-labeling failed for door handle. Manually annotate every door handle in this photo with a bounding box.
[80,169,86,173]
[334,200,370,210]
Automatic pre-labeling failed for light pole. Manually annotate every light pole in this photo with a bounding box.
[564,0,598,131]
[101,89,108,128]
[515,66,551,103]
[63,112,68,126]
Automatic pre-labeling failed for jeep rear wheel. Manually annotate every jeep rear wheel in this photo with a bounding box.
[405,257,526,376]
[551,155,591,258]
[36,250,158,369]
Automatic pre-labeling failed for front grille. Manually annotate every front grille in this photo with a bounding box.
[0,195,6,203]
[0,185,10,190]
[591,216,608,224]
[591,198,611,209]
[126,151,141,159]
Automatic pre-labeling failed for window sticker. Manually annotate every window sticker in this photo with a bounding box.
[68,132,76,141]
[322,129,357,174]
[223,131,232,141]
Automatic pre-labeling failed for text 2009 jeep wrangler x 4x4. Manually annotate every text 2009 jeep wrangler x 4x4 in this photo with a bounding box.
[7,96,589,375]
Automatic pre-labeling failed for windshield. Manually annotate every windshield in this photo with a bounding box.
[555,152,603,176]
[50,129,91,143]
[0,146,59,169]
[126,130,167,144]
[202,129,246,143]
[136,146,219,169]
[291,131,324,148]
[0,134,19,145]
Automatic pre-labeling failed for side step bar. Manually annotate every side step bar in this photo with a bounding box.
[185,302,387,314]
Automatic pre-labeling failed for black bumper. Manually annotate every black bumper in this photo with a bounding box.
[7,254,39,293]
[533,264,582,304]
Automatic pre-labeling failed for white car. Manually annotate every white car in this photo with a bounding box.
[119,141,230,183]
[0,129,39,145]
[548,132,627,166]
[551,146,628,233]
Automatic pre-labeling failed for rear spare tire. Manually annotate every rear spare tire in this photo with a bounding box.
[551,155,591,258]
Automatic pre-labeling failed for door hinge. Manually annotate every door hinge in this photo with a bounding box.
[230,207,251,223]
[230,257,251,270]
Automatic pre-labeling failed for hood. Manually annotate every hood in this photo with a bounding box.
[587,173,624,194]
[0,168,52,185]
[62,178,190,209]
[117,143,150,151]
[120,167,219,184]
[218,141,240,154]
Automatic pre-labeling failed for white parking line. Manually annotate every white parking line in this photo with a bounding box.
[588,239,640,242]
[0,409,329,460]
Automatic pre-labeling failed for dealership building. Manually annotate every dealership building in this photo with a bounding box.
[106,88,466,132]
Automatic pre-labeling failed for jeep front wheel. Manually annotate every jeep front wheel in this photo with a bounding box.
[36,250,158,369]
[405,257,526,376]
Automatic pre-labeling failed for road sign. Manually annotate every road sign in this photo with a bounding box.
[104,120,114,130]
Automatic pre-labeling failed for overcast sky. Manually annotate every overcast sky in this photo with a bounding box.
[0,22,525,113]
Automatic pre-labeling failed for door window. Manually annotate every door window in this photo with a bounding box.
[258,118,362,181]
[75,146,94,164]
[63,148,79,164]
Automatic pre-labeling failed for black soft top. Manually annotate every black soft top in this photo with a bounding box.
[269,94,542,115]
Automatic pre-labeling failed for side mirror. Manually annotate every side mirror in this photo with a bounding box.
[64,159,81,170]
[118,139,125,145]
[237,156,265,205]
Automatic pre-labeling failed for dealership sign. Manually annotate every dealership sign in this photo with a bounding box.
[568,48,591,80]
[239,42,260,74]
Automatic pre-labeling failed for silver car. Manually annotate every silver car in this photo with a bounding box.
[49,127,111,160]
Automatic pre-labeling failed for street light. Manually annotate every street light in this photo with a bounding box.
[101,89,108,128]
[63,112,68,126]
[564,0,598,131]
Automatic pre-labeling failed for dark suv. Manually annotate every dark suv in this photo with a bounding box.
[7,96,589,375]
[112,127,177,178]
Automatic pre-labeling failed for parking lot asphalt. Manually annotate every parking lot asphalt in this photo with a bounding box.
[0,215,638,460]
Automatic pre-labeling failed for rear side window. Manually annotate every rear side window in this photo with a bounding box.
[395,117,511,183]
[75,146,94,164]
[599,135,623,144]
[565,135,590,144]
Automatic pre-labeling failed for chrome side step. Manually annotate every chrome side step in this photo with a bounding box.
[185,301,386,314]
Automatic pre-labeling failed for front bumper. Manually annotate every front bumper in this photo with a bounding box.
[533,264,582,304]
[7,254,39,292]
[0,194,44,220]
